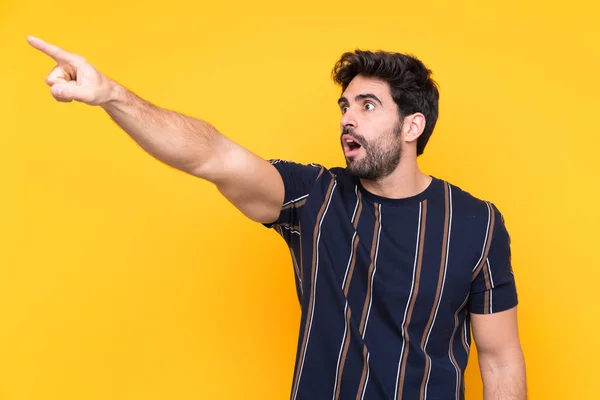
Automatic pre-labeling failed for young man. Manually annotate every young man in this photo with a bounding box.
[27,36,526,399]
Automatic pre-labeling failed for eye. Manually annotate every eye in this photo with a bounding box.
[364,102,375,111]
[341,105,349,114]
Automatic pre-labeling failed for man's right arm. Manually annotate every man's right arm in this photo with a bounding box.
[102,83,285,224]
[27,36,285,225]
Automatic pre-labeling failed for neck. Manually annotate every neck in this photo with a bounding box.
[359,156,432,200]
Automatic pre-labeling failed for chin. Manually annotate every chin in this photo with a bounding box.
[345,157,358,167]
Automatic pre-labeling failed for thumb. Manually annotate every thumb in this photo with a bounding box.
[50,81,79,102]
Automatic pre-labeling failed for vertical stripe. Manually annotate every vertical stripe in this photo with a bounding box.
[395,200,428,400]
[351,186,362,227]
[420,183,452,400]
[291,178,337,400]
[482,258,492,314]
[299,223,304,301]
[485,258,494,314]
[486,258,495,288]
[353,188,364,230]
[463,320,470,351]
[471,203,496,280]
[471,203,492,273]
[345,234,362,297]
[333,305,352,400]
[359,351,371,400]
[289,247,303,297]
[361,204,383,337]
[356,345,370,400]
[355,203,382,398]
[332,188,364,400]
[448,294,469,400]
[342,188,363,291]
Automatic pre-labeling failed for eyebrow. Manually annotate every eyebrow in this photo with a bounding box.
[337,93,384,107]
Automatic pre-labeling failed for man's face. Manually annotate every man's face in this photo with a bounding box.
[338,75,403,181]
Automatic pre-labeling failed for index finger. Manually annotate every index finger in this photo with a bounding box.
[27,36,80,64]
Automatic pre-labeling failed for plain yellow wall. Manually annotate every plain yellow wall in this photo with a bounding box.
[2,0,599,399]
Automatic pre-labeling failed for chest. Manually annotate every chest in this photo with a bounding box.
[300,194,480,314]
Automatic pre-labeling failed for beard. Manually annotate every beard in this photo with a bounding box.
[342,123,403,181]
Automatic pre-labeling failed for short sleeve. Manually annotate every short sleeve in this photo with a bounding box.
[468,203,519,314]
[263,159,324,229]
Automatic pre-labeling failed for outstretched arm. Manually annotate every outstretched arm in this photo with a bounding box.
[27,36,284,224]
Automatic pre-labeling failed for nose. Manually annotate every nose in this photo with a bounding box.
[340,108,357,130]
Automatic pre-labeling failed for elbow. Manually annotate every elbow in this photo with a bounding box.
[184,131,230,181]
[478,346,527,391]
[479,345,525,373]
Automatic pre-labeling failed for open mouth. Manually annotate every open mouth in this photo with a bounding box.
[342,134,363,156]
[346,138,361,151]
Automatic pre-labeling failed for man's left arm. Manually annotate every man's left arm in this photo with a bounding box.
[471,307,527,399]
[468,203,526,399]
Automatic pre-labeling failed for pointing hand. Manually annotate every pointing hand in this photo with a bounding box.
[27,36,115,105]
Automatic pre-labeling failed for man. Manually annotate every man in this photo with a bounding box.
[27,36,526,399]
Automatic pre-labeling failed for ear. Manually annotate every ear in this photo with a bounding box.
[402,113,426,144]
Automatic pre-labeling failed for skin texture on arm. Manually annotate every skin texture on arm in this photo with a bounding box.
[471,307,527,399]
[101,85,284,224]
[27,36,284,224]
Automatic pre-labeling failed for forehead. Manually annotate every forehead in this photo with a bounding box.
[342,75,392,101]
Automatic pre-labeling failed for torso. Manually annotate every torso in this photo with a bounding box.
[272,166,497,400]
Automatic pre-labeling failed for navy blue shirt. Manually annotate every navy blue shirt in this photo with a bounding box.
[264,160,518,400]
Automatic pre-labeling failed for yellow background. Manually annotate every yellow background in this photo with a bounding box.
[1,0,599,398]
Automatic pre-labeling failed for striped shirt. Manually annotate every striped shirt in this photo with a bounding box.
[264,160,518,400]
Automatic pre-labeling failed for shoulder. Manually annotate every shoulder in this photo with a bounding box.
[266,160,357,199]
[267,159,331,180]
[440,178,506,228]
[268,159,353,179]
[439,179,512,261]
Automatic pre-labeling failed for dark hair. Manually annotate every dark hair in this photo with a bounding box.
[332,50,439,156]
